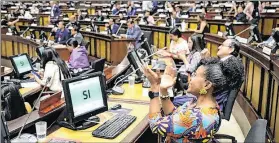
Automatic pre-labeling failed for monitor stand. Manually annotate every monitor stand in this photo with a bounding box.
[58,115,100,130]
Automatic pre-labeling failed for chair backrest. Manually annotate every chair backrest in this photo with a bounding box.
[222,88,240,121]
[92,58,106,72]
[244,119,267,143]
[142,31,152,45]
[118,28,126,35]
[1,83,27,121]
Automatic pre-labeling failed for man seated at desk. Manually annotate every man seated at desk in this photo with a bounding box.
[167,11,181,27]
[96,10,104,22]
[70,26,84,45]
[112,3,121,15]
[120,20,142,48]
[54,21,70,45]
[66,15,80,30]
[105,18,120,35]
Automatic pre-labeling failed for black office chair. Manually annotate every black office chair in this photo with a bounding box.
[213,82,243,143]
[142,31,152,45]
[117,28,126,35]
[244,119,267,143]
[80,58,106,76]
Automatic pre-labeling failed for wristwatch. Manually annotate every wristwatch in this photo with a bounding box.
[148,91,159,99]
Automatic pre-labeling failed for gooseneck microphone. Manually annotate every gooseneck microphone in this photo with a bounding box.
[16,77,52,140]
[112,47,167,94]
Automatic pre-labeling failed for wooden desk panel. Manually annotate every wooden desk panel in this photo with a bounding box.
[19,86,42,98]
[1,35,39,58]
[47,102,149,143]
[109,84,150,104]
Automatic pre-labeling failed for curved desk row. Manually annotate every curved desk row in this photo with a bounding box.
[205,33,279,142]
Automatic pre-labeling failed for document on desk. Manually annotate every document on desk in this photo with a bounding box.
[21,82,41,88]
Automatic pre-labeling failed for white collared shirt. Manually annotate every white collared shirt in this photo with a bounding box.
[221,55,233,61]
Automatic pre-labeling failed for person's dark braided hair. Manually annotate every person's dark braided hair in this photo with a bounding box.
[197,58,227,96]
[220,56,244,89]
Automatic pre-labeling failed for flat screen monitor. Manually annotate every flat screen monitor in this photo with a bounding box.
[62,72,108,123]
[127,50,144,77]
[10,53,33,78]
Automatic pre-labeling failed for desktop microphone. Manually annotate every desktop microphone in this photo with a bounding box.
[112,47,167,95]
[115,22,123,36]
[20,27,30,37]
[16,77,51,141]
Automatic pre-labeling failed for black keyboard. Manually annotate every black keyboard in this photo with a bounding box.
[92,114,136,139]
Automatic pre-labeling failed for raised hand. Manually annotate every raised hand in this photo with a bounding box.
[160,66,177,90]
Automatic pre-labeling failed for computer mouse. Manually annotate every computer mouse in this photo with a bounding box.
[110,104,122,110]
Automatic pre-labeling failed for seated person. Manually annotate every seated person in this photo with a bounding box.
[118,13,126,22]
[234,6,247,22]
[54,21,70,45]
[159,28,190,59]
[105,19,120,34]
[178,36,203,74]
[70,26,84,45]
[166,11,181,27]
[120,20,142,48]
[96,10,104,22]
[175,5,182,18]
[33,47,71,93]
[66,15,80,30]
[67,40,90,69]
[173,39,244,111]
[144,58,226,142]
[127,5,136,16]
[1,16,19,28]
[143,10,155,25]
[112,3,121,15]
[194,13,209,36]
[77,9,84,21]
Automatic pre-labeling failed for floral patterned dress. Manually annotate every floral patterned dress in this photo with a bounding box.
[149,101,220,143]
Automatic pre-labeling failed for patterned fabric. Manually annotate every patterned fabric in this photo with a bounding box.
[179,52,201,74]
[149,101,220,143]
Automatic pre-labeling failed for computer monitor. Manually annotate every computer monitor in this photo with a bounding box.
[92,58,106,72]
[62,72,108,124]
[10,53,33,78]
[127,50,144,77]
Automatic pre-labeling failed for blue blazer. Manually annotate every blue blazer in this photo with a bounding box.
[112,9,120,15]
[55,28,70,44]
[127,8,136,16]
[51,5,61,19]
[127,25,142,48]
[111,24,120,34]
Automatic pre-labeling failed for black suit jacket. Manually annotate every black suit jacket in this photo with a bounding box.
[166,17,181,27]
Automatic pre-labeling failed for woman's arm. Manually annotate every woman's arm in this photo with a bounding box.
[195,21,206,33]
[7,18,19,26]
[34,63,56,87]
[244,2,253,20]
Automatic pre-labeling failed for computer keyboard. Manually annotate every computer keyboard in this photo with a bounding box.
[92,114,136,139]
[20,78,35,83]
